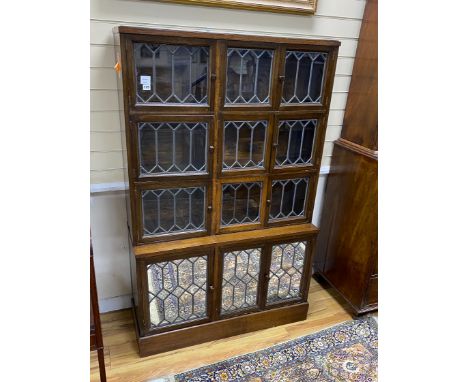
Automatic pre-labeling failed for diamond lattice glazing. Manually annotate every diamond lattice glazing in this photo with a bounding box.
[282,51,327,104]
[225,48,273,104]
[134,43,209,104]
[267,242,306,304]
[142,187,205,236]
[221,248,261,314]
[147,256,208,328]
[138,122,207,175]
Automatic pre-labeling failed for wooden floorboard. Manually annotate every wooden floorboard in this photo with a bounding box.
[90,277,360,382]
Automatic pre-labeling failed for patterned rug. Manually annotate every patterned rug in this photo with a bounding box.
[168,317,377,382]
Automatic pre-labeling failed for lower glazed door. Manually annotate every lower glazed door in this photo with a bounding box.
[215,237,314,319]
[143,249,214,335]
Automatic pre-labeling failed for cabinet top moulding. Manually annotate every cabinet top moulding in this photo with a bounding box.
[115,26,341,47]
[134,223,319,258]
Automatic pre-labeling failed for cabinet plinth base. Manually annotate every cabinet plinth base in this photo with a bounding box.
[132,301,309,357]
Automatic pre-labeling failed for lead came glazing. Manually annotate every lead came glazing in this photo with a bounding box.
[221,248,261,314]
[221,183,262,226]
[267,242,306,304]
[223,121,267,170]
[138,122,208,175]
[282,51,327,104]
[147,256,208,328]
[275,119,317,167]
[269,178,309,220]
[142,187,205,236]
[134,43,209,104]
[225,48,273,104]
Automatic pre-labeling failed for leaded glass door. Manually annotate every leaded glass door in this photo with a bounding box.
[133,116,214,180]
[215,239,313,317]
[218,176,267,233]
[266,174,315,226]
[264,239,312,307]
[217,114,273,177]
[221,43,279,111]
[271,114,324,172]
[279,48,329,110]
[137,181,212,243]
[144,249,214,334]
[217,244,266,318]
[129,38,216,113]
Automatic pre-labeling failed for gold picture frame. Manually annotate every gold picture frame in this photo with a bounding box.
[155,0,318,15]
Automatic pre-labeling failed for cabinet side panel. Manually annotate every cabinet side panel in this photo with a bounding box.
[314,144,377,310]
[114,31,134,241]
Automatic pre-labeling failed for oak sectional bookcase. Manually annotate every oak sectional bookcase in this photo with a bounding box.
[114,26,339,356]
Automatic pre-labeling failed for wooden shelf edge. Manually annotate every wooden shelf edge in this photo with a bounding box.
[134,223,319,257]
[115,26,341,47]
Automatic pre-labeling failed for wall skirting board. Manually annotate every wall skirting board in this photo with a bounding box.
[90,167,330,313]
[99,294,133,313]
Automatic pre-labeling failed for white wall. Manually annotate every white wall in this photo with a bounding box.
[90,0,366,312]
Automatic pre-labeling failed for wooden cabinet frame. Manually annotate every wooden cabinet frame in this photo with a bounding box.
[118,29,338,246]
[115,26,339,356]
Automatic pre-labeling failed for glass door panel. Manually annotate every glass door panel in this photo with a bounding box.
[147,255,208,329]
[221,182,262,226]
[269,178,308,221]
[223,120,267,170]
[134,43,209,105]
[225,48,273,104]
[139,121,208,176]
[275,119,317,167]
[141,186,205,237]
[221,247,261,315]
[266,241,306,304]
[282,51,327,104]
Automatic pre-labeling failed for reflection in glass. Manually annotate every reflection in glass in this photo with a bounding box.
[134,43,209,104]
[282,51,327,104]
[222,183,262,226]
[275,120,317,167]
[223,121,266,170]
[267,241,306,304]
[147,256,208,328]
[139,122,207,175]
[226,48,273,104]
[221,248,261,314]
[142,187,205,236]
[269,178,308,220]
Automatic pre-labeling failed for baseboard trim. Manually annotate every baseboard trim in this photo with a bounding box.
[99,294,132,313]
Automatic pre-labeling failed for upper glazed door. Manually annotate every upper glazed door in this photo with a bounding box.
[131,115,214,182]
[278,45,333,111]
[220,42,280,111]
[125,36,217,113]
[270,112,326,174]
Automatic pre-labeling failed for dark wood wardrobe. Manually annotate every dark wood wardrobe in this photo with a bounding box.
[314,0,377,315]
